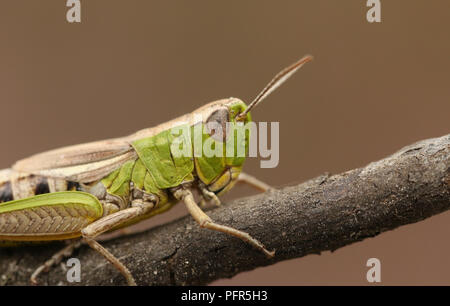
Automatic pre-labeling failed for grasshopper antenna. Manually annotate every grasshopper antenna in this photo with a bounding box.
[237,55,313,120]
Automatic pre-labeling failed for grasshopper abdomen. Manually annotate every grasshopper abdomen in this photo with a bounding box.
[0,169,81,203]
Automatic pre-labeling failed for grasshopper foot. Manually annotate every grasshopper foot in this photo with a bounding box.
[30,239,82,285]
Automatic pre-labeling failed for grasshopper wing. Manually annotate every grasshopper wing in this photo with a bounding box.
[12,138,137,183]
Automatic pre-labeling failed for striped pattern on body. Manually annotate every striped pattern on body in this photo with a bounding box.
[0,169,80,203]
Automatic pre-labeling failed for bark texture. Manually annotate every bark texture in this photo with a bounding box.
[0,134,449,286]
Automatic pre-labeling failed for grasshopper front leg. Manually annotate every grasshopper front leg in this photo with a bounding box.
[81,201,155,286]
[198,182,221,208]
[173,189,275,258]
[237,172,273,192]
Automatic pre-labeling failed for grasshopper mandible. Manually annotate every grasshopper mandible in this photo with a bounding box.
[0,55,313,285]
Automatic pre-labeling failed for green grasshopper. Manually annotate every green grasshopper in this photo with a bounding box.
[0,55,312,285]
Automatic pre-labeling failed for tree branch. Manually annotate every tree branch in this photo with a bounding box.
[1,134,449,286]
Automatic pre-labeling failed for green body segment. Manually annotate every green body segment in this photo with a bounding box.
[101,157,173,207]
[192,123,227,185]
[131,159,147,189]
[131,159,170,202]
[107,160,135,198]
[132,126,195,189]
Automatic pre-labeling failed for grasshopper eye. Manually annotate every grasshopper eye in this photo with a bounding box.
[206,108,230,142]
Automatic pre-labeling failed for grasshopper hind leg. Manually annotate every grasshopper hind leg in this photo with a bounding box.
[83,236,136,286]
[30,239,83,285]
[80,201,155,286]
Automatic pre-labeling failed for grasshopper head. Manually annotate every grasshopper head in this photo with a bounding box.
[226,99,252,124]
[203,98,252,141]
[189,98,251,195]
[195,56,313,196]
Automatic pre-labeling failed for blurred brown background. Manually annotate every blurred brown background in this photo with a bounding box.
[0,1,449,285]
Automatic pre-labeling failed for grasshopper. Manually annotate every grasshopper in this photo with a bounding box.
[0,55,312,285]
